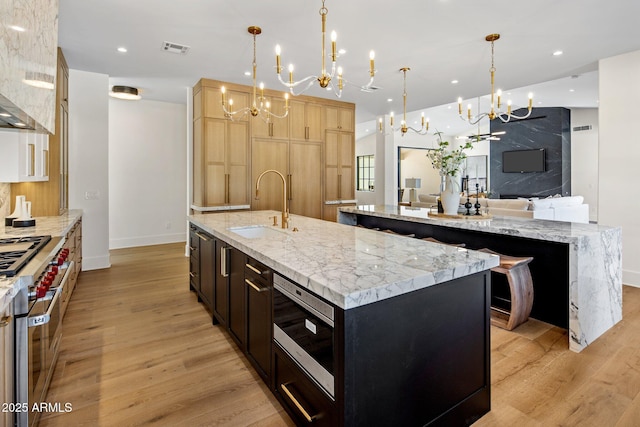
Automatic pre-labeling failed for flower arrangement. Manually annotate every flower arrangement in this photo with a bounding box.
[426,132,474,177]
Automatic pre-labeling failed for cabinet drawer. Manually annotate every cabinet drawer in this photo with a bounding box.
[245,258,271,283]
[274,346,336,427]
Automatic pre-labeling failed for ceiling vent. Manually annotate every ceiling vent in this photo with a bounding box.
[572,125,592,132]
[161,41,190,54]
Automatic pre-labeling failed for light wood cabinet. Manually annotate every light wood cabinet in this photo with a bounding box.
[325,130,355,202]
[252,139,322,219]
[193,78,354,220]
[290,100,322,141]
[251,97,289,139]
[324,105,354,132]
[193,80,250,209]
[11,48,68,216]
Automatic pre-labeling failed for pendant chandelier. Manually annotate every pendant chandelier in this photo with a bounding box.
[458,34,533,125]
[380,67,429,136]
[274,0,376,98]
[221,26,289,121]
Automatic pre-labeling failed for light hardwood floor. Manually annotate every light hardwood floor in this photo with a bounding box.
[40,243,640,426]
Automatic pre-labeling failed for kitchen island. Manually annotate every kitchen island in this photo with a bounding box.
[190,210,499,426]
[338,205,623,353]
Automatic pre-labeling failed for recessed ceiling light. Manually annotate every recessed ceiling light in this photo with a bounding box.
[447,105,452,109]
[0,113,11,117]
[387,98,393,102]
[338,49,346,55]
[553,50,563,56]
[117,47,128,53]
[9,25,25,32]
[451,80,458,84]
[244,71,251,76]
[569,89,575,92]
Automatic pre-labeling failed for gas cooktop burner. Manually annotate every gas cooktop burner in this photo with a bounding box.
[0,235,52,277]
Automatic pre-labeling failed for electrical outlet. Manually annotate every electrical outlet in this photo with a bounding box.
[84,190,99,200]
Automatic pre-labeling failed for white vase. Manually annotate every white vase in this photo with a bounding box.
[440,175,461,215]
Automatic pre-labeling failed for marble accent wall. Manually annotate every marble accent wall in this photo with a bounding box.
[490,107,571,198]
[0,0,59,133]
[0,183,10,218]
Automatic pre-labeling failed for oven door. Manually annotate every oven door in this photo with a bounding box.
[273,276,335,398]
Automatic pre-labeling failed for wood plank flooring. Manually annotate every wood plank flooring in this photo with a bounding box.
[39,243,640,426]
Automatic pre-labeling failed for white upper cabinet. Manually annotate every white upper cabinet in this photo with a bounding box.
[0,130,49,182]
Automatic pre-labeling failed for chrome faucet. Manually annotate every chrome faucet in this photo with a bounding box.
[255,169,289,229]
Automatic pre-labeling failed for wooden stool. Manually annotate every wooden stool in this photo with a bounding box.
[478,248,534,331]
[421,237,466,248]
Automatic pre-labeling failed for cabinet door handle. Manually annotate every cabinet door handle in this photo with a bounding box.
[195,232,210,242]
[28,143,35,176]
[269,122,274,137]
[287,174,292,201]
[189,272,196,278]
[0,316,11,327]
[338,175,342,199]
[281,383,316,422]
[245,278,267,293]
[225,174,230,204]
[245,263,264,275]
[220,247,229,277]
[305,126,309,140]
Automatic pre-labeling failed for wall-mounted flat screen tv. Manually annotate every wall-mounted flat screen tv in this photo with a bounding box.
[502,149,546,173]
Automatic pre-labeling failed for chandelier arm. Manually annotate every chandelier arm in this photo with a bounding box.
[276,72,318,90]
[500,109,533,120]
[221,105,251,121]
[406,126,429,135]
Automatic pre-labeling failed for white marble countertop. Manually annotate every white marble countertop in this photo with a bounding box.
[339,205,621,245]
[189,210,499,310]
[0,209,82,311]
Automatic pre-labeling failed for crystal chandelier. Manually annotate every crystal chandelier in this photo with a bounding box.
[221,26,289,121]
[380,67,429,136]
[458,34,533,125]
[274,0,376,98]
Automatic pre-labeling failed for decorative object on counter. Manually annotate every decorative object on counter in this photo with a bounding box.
[427,132,473,215]
[457,33,533,124]
[109,85,141,100]
[474,183,482,215]
[274,0,376,98]
[464,174,473,215]
[221,26,289,122]
[12,198,35,227]
[381,68,429,136]
[5,195,34,226]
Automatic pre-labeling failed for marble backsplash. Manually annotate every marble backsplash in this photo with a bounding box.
[0,183,9,218]
[0,0,59,133]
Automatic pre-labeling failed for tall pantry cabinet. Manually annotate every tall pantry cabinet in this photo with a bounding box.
[192,78,355,222]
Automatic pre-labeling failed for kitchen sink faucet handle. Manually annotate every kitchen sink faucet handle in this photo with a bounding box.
[270,216,278,226]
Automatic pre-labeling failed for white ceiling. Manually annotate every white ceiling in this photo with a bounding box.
[58,0,640,138]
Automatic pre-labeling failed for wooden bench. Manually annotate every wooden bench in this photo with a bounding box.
[478,248,534,331]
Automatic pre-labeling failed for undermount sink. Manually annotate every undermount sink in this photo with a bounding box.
[228,225,285,239]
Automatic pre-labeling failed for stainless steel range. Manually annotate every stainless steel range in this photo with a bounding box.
[1,235,71,427]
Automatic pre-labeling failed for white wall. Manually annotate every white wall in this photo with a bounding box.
[355,132,376,205]
[108,98,187,249]
[570,108,599,222]
[599,50,640,286]
[68,70,110,270]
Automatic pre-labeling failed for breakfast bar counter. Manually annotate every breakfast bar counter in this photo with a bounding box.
[338,205,623,352]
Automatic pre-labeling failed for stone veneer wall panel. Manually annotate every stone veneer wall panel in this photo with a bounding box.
[0,0,58,133]
[489,107,571,198]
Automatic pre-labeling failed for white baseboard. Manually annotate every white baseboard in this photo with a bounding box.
[81,255,111,271]
[109,233,186,250]
[623,269,640,288]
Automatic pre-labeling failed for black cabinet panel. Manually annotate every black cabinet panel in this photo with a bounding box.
[213,240,229,325]
[228,247,247,348]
